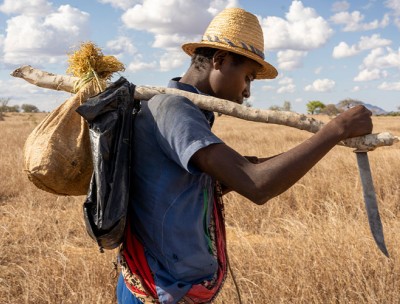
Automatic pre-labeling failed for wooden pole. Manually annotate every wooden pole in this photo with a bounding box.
[11,65,399,151]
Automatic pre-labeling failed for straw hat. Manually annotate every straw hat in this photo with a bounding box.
[182,7,278,79]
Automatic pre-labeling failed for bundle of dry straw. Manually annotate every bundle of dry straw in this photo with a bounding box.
[67,42,125,92]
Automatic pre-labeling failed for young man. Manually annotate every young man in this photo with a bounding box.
[117,7,372,304]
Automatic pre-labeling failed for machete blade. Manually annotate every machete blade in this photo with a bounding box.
[356,152,389,257]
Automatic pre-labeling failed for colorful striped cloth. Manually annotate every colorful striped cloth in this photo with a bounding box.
[120,186,227,304]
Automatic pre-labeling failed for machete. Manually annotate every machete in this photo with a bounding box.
[355,151,389,257]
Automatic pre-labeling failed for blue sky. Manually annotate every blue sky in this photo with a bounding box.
[0,0,399,113]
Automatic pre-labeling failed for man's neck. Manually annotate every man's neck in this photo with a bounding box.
[180,66,214,96]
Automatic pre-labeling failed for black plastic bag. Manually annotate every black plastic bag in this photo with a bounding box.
[76,77,140,252]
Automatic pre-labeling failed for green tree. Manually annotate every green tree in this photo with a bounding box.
[21,104,39,113]
[269,105,281,111]
[306,100,326,114]
[0,98,11,119]
[7,105,20,112]
[321,104,340,116]
[337,98,363,110]
[0,97,10,106]
[282,100,291,111]
[269,101,292,112]
[0,97,10,111]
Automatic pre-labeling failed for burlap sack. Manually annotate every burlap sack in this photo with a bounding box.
[23,81,101,196]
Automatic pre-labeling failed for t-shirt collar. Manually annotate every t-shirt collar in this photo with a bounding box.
[167,77,202,94]
[167,77,215,126]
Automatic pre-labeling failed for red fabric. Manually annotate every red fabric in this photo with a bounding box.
[123,222,158,298]
[122,197,227,303]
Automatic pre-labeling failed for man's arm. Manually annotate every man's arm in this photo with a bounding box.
[190,105,372,205]
[219,155,279,194]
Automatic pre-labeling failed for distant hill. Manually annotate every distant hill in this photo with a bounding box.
[336,101,388,115]
[363,103,388,115]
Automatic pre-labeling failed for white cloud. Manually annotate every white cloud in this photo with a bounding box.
[357,34,392,50]
[159,50,188,71]
[354,68,387,81]
[332,34,392,58]
[277,77,296,93]
[121,0,235,50]
[385,0,400,15]
[362,0,378,10]
[98,0,138,10]
[106,36,137,57]
[208,0,238,15]
[153,33,190,49]
[331,1,350,12]
[352,86,360,92]
[262,0,333,51]
[330,11,389,32]
[385,0,400,29]
[333,42,358,58]
[279,77,294,85]
[378,81,400,90]
[127,58,157,73]
[361,47,400,70]
[3,4,90,65]
[122,2,207,34]
[351,47,400,85]
[314,66,323,74]
[395,18,400,29]
[304,78,335,92]
[125,49,185,73]
[262,85,274,91]
[277,50,307,70]
[0,0,52,16]
[44,5,89,35]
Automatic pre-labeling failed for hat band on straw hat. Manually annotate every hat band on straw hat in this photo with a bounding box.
[205,35,265,60]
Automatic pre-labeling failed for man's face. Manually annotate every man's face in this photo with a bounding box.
[209,52,261,104]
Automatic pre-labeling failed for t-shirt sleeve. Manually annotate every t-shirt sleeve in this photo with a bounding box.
[148,94,223,173]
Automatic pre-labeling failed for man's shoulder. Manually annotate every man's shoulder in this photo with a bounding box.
[148,93,199,113]
[150,93,194,104]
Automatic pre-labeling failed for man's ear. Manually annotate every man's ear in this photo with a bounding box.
[213,50,229,70]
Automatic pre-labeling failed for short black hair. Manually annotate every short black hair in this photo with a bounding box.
[191,47,247,70]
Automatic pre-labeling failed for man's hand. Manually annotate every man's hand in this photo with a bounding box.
[327,105,373,140]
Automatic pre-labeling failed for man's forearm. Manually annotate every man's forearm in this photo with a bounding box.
[253,124,343,202]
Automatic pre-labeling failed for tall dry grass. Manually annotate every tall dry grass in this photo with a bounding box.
[0,112,399,304]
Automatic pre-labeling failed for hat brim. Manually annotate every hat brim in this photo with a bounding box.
[182,41,278,80]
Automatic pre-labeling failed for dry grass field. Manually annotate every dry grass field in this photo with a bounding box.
[0,112,399,304]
